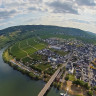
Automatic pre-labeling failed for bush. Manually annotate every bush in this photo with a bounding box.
[28,72,36,78]
[84,83,90,90]
[87,91,93,96]
[29,65,42,72]
[72,79,90,89]
[65,75,69,81]
[93,86,96,91]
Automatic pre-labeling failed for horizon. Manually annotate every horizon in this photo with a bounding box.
[0,24,94,34]
[0,0,96,33]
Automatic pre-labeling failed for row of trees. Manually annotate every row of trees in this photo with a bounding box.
[44,68,56,75]
[64,75,96,96]
[87,90,93,96]
[72,79,90,90]
[72,80,96,96]
[29,65,42,73]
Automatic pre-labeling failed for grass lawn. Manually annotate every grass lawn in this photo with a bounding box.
[68,74,75,81]
[0,36,10,49]
[4,50,13,61]
[10,43,27,59]
[22,57,32,64]
[30,54,42,60]
[34,43,46,50]
[23,46,37,55]
[19,40,28,49]
[36,63,51,71]
[9,37,46,60]
[50,48,69,56]
[27,38,38,46]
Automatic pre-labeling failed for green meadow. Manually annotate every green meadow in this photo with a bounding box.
[9,38,46,60]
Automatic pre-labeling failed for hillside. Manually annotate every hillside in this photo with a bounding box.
[0,25,96,49]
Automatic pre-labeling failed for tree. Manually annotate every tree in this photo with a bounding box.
[72,79,90,89]
[72,79,80,86]
[28,72,36,78]
[79,80,84,87]
[93,86,96,91]
[16,58,20,61]
[87,91,93,96]
[84,83,90,90]
[65,75,69,81]
[57,82,61,90]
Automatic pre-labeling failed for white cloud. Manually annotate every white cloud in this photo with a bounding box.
[0,0,96,33]
[46,0,78,14]
[75,0,96,6]
[0,8,18,20]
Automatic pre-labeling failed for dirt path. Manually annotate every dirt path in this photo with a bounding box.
[63,81,86,96]
[18,42,32,59]
[9,46,12,53]
[34,39,45,46]
[26,40,38,50]
[61,71,67,83]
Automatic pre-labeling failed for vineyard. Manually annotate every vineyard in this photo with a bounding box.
[9,38,46,60]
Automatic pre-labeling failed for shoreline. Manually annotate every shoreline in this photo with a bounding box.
[3,48,96,96]
[2,49,84,96]
[3,50,42,81]
[62,81,85,96]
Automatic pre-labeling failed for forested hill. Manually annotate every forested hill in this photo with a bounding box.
[0,25,96,49]
[0,25,95,38]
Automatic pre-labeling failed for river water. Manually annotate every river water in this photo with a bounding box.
[0,47,70,96]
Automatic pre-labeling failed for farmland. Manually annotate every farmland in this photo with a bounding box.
[7,37,55,74]
[50,48,69,56]
[1,25,96,50]
[9,38,47,60]
[30,63,51,71]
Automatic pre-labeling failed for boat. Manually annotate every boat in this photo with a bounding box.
[60,93,65,96]
[60,88,69,96]
[60,91,69,96]
[60,93,66,96]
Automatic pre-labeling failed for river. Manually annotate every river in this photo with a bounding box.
[0,47,70,96]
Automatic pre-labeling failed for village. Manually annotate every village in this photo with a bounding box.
[38,38,96,87]
[10,37,96,88]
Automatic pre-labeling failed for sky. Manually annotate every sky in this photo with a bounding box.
[0,0,96,33]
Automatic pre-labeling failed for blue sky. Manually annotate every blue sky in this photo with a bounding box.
[0,0,96,33]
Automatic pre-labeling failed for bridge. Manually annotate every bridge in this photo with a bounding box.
[38,52,73,96]
[38,67,61,96]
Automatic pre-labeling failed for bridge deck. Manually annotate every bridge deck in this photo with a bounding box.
[38,68,60,96]
[38,52,73,96]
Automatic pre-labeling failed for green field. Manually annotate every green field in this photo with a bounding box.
[3,49,13,61]
[1,25,96,50]
[0,35,10,49]
[22,57,32,64]
[68,74,75,81]
[50,48,69,56]
[9,38,46,60]
[10,43,27,59]
[36,63,51,71]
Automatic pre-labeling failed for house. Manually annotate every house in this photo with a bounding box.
[68,67,74,74]
[49,45,61,50]
[48,57,57,62]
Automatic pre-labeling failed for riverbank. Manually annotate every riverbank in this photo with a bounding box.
[0,47,45,96]
[63,81,86,96]
[2,49,83,96]
[2,49,71,95]
[3,48,96,96]
[0,47,69,96]
[3,49,43,80]
[62,81,96,96]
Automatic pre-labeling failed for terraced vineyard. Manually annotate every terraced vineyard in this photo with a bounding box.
[9,38,47,60]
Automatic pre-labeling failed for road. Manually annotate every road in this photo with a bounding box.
[38,67,61,96]
[38,52,73,96]
[60,71,67,83]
